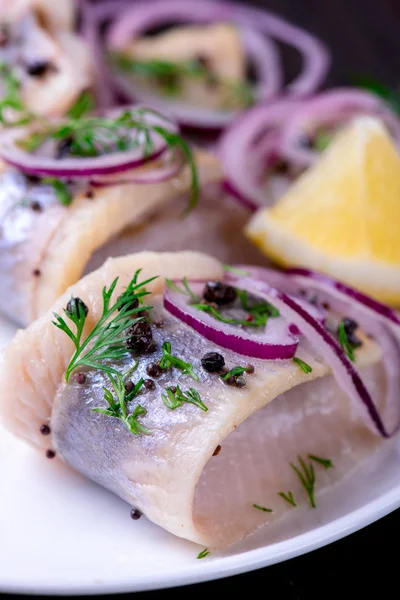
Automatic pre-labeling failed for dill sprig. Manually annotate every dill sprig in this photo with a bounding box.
[308,455,333,469]
[192,302,257,327]
[53,270,157,382]
[291,456,316,508]
[165,277,200,302]
[338,321,356,362]
[221,366,247,380]
[222,264,250,277]
[253,504,273,513]
[293,357,313,374]
[92,371,150,435]
[278,491,297,507]
[159,341,199,380]
[42,177,72,206]
[237,289,280,325]
[197,548,210,559]
[162,385,208,411]
[0,63,31,126]
[67,90,95,120]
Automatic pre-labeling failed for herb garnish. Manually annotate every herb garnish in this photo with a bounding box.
[112,54,254,108]
[338,321,356,362]
[192,302,256,327]
[0,63,31,126]
[253,504,273,513]
[221,366,247,380]
[293,357,313,374]
[197,548,210,559]
[67,90,95,120]
[53,270,156,382]
[278,491,297,507]
[308,455,333,469]
[237,289,280,323]
[159,341,199,380]
[290,456,316,508]
[222,264,250,277]
[162,385,208,411]
[165,277,200,302]
[42,177,72,206]
[92,372,150,435]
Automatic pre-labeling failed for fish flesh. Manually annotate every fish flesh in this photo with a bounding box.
[0,0,93,118]
[114,24,248,111]
[0,251,389,548]
[0,151,221,325]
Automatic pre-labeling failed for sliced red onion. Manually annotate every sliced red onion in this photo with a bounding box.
[229,277,390,438]
[219,100,298,209]
[286,267,400,331]
[0,107,177,177]
[280,88,400,168]
[91,147,185,186]
[104,0,329,129]
[163,283,298,359]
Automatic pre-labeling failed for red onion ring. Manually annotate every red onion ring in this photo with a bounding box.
[280,89,400,168]
[91,147,185,187]
[103,0,329,129]
[219,100,298,209]
[0,107,177,178]
[163,282,298,359]
[230,276,390,438]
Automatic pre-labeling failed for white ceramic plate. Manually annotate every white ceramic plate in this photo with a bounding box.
[1,315,400,596]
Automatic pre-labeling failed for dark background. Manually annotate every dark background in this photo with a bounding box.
[2,0,400,598]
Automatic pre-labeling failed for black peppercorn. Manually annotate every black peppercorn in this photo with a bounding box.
[40,424,51,435]
[66,297,89,319]
[130,508,142,520]
[26,60,51,77]
[76,373,87,385]
[56,136,74,159]
[126,321,154,353]
[125,381,134,393]
[213,445,222,456]
[339,317,362,348]
[85,189,94,199]
[201,352,225,373]
[30,200,42,212]
[235,376,246,388]
[32,268,41,277]
[146,363,162,378]
[46,449,56,459]
[143,379,155,390]
[245,364,255,374]
[117,293,139,313]
[203,281,237,306]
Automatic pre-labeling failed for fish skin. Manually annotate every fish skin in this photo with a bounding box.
[0,151,222,325]
[0,251,224,448]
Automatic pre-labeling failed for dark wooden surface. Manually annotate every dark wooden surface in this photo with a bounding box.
[2,1,400,598]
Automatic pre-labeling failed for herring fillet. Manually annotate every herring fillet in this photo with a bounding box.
[0,152,221,325]
[0,251,387,547]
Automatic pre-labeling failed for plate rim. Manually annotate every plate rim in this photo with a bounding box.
[1,483,400,596]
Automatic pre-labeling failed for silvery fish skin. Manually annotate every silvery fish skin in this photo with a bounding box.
[0,152,222,325]
[0,169,65,323]
[0,251,388,548]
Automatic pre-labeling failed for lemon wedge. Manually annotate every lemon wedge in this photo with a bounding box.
[245,117,400,304]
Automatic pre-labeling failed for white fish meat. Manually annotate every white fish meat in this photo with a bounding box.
[0,251,389,548]
[0,152,221,325]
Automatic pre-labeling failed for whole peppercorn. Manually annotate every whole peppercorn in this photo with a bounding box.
[66,297,89,319]
[146,363,162,378]
[143,379,155,391]
[40,424,51,436]
[30,200,42,212]
[245,364,255,374]
[235,376,246,388]
[125,381,134,393]
[76,373,87,385]
[339,317,362,348]
[203,281,237,306]
[46,449,56,459]
[126,321,154,353]
[201,352,225,373]
[26,60,51,77]
[118,294,139,313]
[130,508,142,520]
